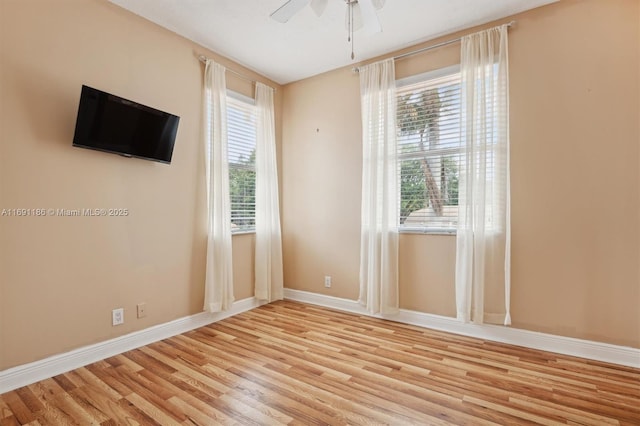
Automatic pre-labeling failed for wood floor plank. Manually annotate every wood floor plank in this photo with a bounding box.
[2,300,639,425]
[0,416,20,426]
[0,397,13,420]
[1,392,35,425]
[507,395,619,426]
[152,340,362,417]
[178,339,347,424]
[124,392,181,426]
[27,382,81,425]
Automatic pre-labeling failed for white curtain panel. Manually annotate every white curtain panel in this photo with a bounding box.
[254,82,284,302]
[455,24,511,325]
[358,58,400,315]
[203,59,235,313]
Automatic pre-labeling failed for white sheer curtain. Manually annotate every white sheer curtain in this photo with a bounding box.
[455,25,511,325]
[203,59,235,312]
[358,58,399,315]
[254,82,284,302]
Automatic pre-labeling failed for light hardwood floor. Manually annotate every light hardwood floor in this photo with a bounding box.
[1,300,639,425]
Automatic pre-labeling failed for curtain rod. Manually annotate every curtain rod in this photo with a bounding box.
[352,20,516,73]
[197,54,275,91]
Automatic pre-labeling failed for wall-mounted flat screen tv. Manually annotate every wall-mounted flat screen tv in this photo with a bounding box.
[72,85,179,164]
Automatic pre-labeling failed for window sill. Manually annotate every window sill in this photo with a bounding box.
[399,228,457,236]
[232,230,256,236]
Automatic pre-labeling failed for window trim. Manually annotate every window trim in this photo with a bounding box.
[397,64,461,236]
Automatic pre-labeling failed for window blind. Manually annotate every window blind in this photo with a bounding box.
[227,94,257,232]
[397,70,462,231]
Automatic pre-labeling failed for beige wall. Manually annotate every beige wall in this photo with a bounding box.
[282,0,640,348]
[0,0,282,370]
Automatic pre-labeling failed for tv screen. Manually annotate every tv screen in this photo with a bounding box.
[72,85,179,164]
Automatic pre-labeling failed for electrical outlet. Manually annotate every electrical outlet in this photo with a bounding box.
[324,276,332,288]
[112,308,124,326]
[137,302,147,318]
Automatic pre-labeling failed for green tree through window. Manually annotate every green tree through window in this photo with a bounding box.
[396,69,461,230]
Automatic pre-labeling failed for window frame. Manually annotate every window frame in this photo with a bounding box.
[227,91,257,235]
[396,65,462,235]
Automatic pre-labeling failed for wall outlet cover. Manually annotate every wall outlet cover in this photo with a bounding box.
[112,308,124,326]
[324,276,332,288]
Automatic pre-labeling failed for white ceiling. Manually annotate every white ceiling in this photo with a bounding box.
[108,0,558,85]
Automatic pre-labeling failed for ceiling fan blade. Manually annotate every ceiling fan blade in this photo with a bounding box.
[270,0,312,23]
[359,0,382,33]
[310,0,328,17]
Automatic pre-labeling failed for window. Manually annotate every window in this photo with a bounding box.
[397,66,461,233]
[227,93,257,233]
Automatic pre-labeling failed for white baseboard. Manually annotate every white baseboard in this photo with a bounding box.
[0,297,265,394]
[283,288,640,369]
